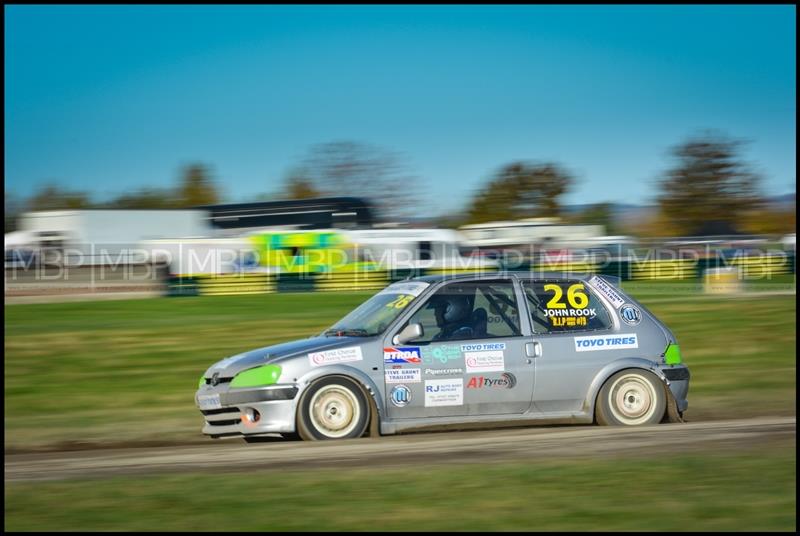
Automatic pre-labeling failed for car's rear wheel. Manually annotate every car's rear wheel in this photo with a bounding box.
[596,369,666,426]
[296,377,370,440]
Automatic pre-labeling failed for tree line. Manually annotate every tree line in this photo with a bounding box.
[5,134,795,236]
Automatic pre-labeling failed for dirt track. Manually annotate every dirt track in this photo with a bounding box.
[5,416,794,482]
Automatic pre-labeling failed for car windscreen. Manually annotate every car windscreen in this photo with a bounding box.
[324,281,430,337]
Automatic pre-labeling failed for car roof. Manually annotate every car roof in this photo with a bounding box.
[410,271,598,284]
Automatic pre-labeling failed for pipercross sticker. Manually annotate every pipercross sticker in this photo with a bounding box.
[308,346,363,366]
[425,367,463,376]
[574,334,638,352]
[384,347,422,364]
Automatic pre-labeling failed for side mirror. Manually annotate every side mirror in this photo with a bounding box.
[392,323,423,346]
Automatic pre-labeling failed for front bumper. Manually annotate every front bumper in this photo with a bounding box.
[660,365,690,413]
[196,384,299,437]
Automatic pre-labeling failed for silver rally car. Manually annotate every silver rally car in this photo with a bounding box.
[195,272,690,441]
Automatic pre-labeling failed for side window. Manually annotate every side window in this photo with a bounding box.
[523,279,612,334]
[402,280,521,343]
[473,281,520,337]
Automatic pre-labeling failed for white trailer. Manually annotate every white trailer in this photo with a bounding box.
[346,228,497,271]
[17,210,211,266]
[459,218,606,249]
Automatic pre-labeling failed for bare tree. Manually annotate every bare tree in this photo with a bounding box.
[466,162,575,224]
[26,184,93,212]
[300,141,419,221]
[177,164,221,207]
[282,168,322,200]
[657,133,763,235]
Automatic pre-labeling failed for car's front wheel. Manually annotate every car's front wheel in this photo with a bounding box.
[296,376,370,440]
[596,369,666,426]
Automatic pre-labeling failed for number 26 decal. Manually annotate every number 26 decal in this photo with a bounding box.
[544,283,589,309]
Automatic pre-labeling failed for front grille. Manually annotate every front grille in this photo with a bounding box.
[207,418,242,427]
[201,407,241,416]
[205,377,233,385]
[224,386,298,405]
[663,367,691,381]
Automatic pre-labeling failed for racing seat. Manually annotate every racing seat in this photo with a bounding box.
[471,308,488,338]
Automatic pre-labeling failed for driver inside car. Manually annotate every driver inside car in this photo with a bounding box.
[430,293,475,341]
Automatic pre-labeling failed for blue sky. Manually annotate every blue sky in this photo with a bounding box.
[4,5,796,215]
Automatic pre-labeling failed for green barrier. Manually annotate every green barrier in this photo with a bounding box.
[276,273,317,293]
[165,276,201,297]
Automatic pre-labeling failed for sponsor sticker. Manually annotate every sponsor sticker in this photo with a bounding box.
[424,379,464,407]
[464,350,505,373]
[390,385,412,407]
[308,346,363,366]
[574,334,638,352]
[619,304,642,326]
[385,368,422,384]
[422,345,462,364]
[466,373,516,389]
[197,393,222,410]
[589,275,626,309]
[460,342,506,352]
[377,281,430,297]
[384,346,423,364]
[424,367,464,376]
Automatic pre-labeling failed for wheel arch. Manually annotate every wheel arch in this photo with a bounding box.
[295,366,384,436]
[584,358,669,420]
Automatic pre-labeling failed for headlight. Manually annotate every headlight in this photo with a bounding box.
[230,364,282,388]
[663,343,682,365]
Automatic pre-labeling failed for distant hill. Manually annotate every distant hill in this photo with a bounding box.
[416,194,795,230]
[561,194,795,230]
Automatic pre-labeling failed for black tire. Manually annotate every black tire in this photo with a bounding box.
[596,369,667,426]
[296,376,370,441]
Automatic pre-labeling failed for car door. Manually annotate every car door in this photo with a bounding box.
[521,277,618,414]
[384,278,534,420]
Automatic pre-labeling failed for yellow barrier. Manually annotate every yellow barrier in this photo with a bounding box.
[422,267,499,276]
[312,271,390,292]
[197,274,277,296]
[533,262,600,273]
[728,255,790,279]
[630,259,697,280]
[703,267,742,294]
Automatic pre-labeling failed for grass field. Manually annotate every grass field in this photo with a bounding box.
[4,280,796,532]
[5,444,795,531]
[3,279,796,451]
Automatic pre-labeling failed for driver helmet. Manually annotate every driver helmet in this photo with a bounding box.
[429,293,472,325]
